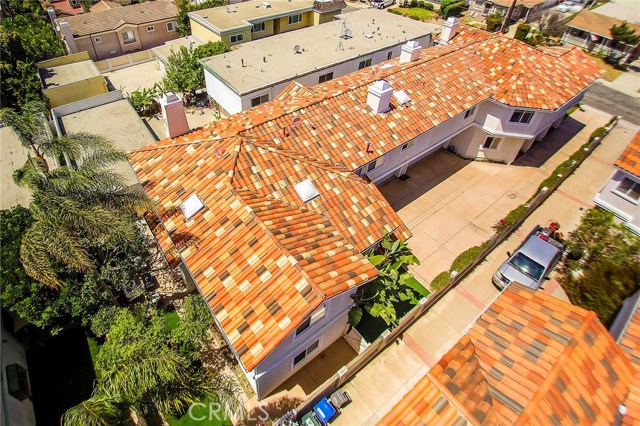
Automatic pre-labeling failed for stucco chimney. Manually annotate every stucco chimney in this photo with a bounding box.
[439,17,460,45]
[367,80,393,114]
[58,20,78,54]
[160,92,190,139]
[399,40,422,63]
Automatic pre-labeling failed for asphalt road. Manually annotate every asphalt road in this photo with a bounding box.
[582,82,640,125]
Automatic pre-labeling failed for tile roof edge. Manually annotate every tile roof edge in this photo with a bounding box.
[613,290,640,343]
[128,134,238,153]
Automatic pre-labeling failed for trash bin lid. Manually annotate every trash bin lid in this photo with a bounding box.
[301,411,321,426]
[313,398,337,424]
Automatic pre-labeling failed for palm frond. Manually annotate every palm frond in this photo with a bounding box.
[12,156,47,189]
[62,394,124,426]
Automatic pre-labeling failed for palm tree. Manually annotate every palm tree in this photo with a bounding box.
[0,101,51,169]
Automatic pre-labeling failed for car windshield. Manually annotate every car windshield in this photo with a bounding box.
[509,252,545,281]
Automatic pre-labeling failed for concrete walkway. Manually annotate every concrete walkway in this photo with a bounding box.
[333,109,639,425]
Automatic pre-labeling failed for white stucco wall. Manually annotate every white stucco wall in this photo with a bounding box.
[594,170,640,234]
[204,69,243,117]
[1,332,36,426]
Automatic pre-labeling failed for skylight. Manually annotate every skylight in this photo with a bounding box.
[180,194,205,219]
[294,179,320,203]
[393,90,411,105]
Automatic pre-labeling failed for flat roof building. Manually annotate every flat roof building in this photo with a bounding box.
[201,8,440,115]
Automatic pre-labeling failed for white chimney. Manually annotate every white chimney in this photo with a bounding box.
[439,17,460,45]
[399,40,422,63]
[59,20,78,54]
[160,92,190,139]
[367,80,393,114]
[47,7,57,26]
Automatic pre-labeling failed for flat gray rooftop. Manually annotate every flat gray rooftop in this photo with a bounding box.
[60,99,156,184]
[40,60,101,88]
[201,9,440,95]
[152,36,204,65]
[190,0,314,33]
[0,127,33,209]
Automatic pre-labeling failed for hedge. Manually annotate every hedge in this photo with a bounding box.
[515,24,531,41]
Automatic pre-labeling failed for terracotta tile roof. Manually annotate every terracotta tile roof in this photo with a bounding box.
[312,0,347,13]
[616,131,640,178]
[55,1,177,37]
[566,9,640,39]
[129,137,408,371]
[381,284,637,426]
[624,374,640,426]
[51,0,84,17]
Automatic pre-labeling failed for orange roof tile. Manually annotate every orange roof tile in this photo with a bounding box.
[129,137,408,371]
[616,132,640,178]
[381,284,636,426]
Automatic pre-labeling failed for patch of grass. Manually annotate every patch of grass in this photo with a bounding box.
[163,310,180,331]
[389,7,437,21]
[590,56,624,82]
[166,398,231,426]
[430,271,451,291]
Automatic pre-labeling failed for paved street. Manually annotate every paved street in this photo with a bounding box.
[331,109,639,425]
[582,81,640,125]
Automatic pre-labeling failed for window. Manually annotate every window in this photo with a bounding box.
[463,106,476,119]
[230,33,244,44]
[615,177,640,202]
[295,305,326,336]
[358,58,372,70]
[146,25,155,32]
[250,94,269,107]
[252,22,266,33]
[401,140,414,151]
[318,72,333,83]
[122,30,136,44]
[367,155,386,172]
[6,364,30,401]
[293,339,320,367]
[387,51,393,60]
[288,14,302,25]
[510,109,534,124]
[166,21,178,32]
[94,36,102,43]
[482,137,500,150]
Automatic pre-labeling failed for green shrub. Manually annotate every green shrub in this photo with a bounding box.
[389,8,401,15]
[514,24,531,41]
[486,13,503,32]
[439,0,464,17]
[420,1,434,10]
[493,204,529,233]
[606,116,618,127]
[430,271,450,291]
[450,241,490,273]
[589,127,606,141]
[410,0,418,7]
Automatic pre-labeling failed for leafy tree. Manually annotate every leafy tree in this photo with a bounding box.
[127,84,162,116]
[514,24,531,41]
[348,233,425,329]
[537,11,567,38]
[439,0,465,18]
[486,13,503,32]
[172,295,215,360]
[64,307,241,425]
[162,41,230,99]
[611,22,640,46]
[175,0,225,36]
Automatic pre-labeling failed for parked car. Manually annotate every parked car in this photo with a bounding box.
[371,0,395,9]
[557,2,573,12]
[492,224,564,291]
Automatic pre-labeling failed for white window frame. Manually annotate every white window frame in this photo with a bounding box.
[463,106,476,119]
[166,21,178,32]
[94,36,102,43]
[288,14,302,25]
[251,22,266,33]
[614,177,640,203]
[318,71,334,83]
[146,25,155,32]
[358,58,372,70]
[292,339,321,368]
[510,109,534,124]
[250,94,269,107]
[367,155,386,173]
[295,304,326,337]
[230,33,244,44]
[482,136,501,150]
[122,30,136,44]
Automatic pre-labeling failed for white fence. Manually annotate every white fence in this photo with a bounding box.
[95,50,156,72]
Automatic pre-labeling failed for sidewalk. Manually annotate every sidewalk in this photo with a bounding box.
[332,110,639,425]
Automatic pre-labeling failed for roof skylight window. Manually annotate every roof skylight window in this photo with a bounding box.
[180,194,205,219]
[294,179,320,203]
[393,90,411,105]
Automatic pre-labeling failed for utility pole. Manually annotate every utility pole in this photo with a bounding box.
[501,0,517,34]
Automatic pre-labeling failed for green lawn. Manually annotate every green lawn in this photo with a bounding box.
[391,7,437,21]
[166,398,231,426]
[163,310,180,331]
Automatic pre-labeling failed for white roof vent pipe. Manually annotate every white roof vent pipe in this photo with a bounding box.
[367,80,394,114]
[399,40,422,63]
[439,17,460,45]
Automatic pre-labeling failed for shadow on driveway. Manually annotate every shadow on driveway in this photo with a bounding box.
[512,116,585,167]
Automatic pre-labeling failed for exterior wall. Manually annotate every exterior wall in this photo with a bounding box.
[137,19,180,51]
[76,32,122,61]
[313,10,341,25]
[450,126,526,163]
[1,332,36,426]
[594,170,640,234]
[250,19,275,40]
[204,69,244,115]
[191,19,222,43]
[37,51,90,67]
[561,27,634,60]
[221,28,252,46]
[43,76,109,108]
[275,11,312,35]
[250,289,357,398]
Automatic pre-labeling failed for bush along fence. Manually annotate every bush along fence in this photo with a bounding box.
[279,115,620,424]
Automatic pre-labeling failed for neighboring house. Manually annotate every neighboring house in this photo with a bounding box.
[468,0,558,23]
[594,131,640,234]
[55,1,180,61]
[200,8,439,116]
[380,283,640,425]
[90,0,123,12]
[37,52,108,108]
[562,9,640,61]
[52,91,156,185]
[188,0,346,46]
[48,0,84,17]
[588,0,640,24]
[128,25,601,398]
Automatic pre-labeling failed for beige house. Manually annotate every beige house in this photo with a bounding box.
[56,1,180,61]
[188,0,346,47]
[37,52,108,108]
[469,0,558,23]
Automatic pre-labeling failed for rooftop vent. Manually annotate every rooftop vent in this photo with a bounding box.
[180,194,204,220]
[262,1,272,7]
[439,17,460,45]
[367,80,393,114]
[294,179,320,203]
[399,40,422,63]
[393,90,411,105]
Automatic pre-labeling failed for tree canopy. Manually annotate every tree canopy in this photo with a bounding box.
[439,0,465,18]
[175,0,225,36]
[611,22,640,45]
